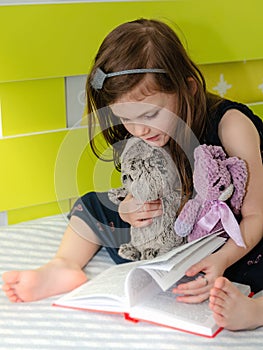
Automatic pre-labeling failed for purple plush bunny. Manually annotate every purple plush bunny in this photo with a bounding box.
[174,144,247,247]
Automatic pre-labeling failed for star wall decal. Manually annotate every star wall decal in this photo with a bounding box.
[213,74,232,97]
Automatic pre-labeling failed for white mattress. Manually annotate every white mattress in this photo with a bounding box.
[0,214,262,350]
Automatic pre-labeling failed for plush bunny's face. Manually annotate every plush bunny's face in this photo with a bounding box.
[193,145,234,201]
[194,161,233,201]
[192,144,248,212]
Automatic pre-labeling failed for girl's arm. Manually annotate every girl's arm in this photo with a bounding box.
[173,109,263,303]
[219,109,263,251]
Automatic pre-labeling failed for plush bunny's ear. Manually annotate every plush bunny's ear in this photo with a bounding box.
[225,157,248,213]
[206,144,227,161]
[193,145,225,192]
[194,145,215,173]
[193,144,227,169]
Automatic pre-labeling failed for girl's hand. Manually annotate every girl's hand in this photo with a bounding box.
[118,193,163,227]
[172,253,226,303]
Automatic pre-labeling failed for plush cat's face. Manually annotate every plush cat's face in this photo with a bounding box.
[121,142,169,202]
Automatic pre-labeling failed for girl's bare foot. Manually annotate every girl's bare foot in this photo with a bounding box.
[209,277,263,331]
[2,258,87,302]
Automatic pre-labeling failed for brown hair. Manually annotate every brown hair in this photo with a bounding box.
[86,18,223,206]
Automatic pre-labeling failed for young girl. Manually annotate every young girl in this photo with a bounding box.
[2,19,263,313]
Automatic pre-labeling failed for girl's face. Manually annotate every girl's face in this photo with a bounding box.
[110,79,178,147]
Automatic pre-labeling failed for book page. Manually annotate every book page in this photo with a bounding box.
[129,279,218,337]
[137,236,226,291]
[143,234,225,271]
[55,261,141,312]
[141,230,225,268]
[125,267,162,307]
[129,278,251,337]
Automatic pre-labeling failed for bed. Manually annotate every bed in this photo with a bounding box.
[0,214,262,350]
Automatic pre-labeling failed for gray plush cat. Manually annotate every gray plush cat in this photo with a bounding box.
[108,137,184,261]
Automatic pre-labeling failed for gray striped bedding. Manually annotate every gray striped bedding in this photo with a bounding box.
[0,214,262,350]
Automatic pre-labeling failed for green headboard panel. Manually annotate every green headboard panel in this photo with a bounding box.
[0,0,262,223]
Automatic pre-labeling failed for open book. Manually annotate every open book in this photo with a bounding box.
[54,233,251,338]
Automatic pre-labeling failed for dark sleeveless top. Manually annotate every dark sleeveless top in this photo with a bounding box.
[204,99,263,161]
